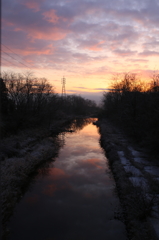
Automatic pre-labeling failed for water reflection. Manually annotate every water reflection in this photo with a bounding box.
[68,118,97,133]
[8,119,126,240]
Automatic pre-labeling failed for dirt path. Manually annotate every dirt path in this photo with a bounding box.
[97,119,159,240]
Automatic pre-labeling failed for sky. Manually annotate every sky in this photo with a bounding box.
[1,0,159,103]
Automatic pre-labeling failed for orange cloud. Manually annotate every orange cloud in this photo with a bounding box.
[43,10,59,23]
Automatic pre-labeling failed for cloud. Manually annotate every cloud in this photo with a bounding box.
[42,9,60,23]
[127,58,149,63]
[114,49,137,57]
[21,1,41,12]
[93,88,109,90]
[2,1,71,42]
[139,51,159,57]
[142,40,159,51]
[1,0,159,89]
[74,87,89,89]
[79,40,105,51]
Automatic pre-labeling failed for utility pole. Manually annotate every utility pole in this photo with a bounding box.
[61,76,66,97]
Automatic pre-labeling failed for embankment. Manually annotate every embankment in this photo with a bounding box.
[98,119,159,240]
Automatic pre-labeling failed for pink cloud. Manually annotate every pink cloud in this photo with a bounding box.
[20,48,53,56]
[43,9,59,23]
[21,0,44,12]
[2,0,158,79]
[81,40,105,51]
[3,21,68,42]
[14,27,22,32]
[23,26,68,41]
[114,49,137,57]
[2,18,14,27]
[9,43,54,57]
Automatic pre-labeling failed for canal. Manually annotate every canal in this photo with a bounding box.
[8,119,126,240]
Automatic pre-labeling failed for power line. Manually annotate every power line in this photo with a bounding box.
[1,56,54,92]
[2,55,50,82]
[2,44,40,71]
[1,44,54,79]
[2,44,30,63]
[2,44,54,76]
[2,56,46,81]
[1,56,20,68]
[2,50,33,69]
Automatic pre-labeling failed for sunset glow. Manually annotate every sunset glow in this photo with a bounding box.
[1,0,159,102]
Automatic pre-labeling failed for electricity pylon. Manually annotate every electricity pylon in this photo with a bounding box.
[61,76,66,97]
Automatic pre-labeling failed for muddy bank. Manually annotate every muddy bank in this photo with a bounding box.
[97,119,159,240]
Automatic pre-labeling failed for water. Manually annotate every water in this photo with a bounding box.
[8,119,126,240]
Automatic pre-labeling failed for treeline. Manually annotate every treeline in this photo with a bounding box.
[100,73,159,155]
[0,71,97,137]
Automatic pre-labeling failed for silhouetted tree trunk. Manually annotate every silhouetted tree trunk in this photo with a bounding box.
[0,78,9,115]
